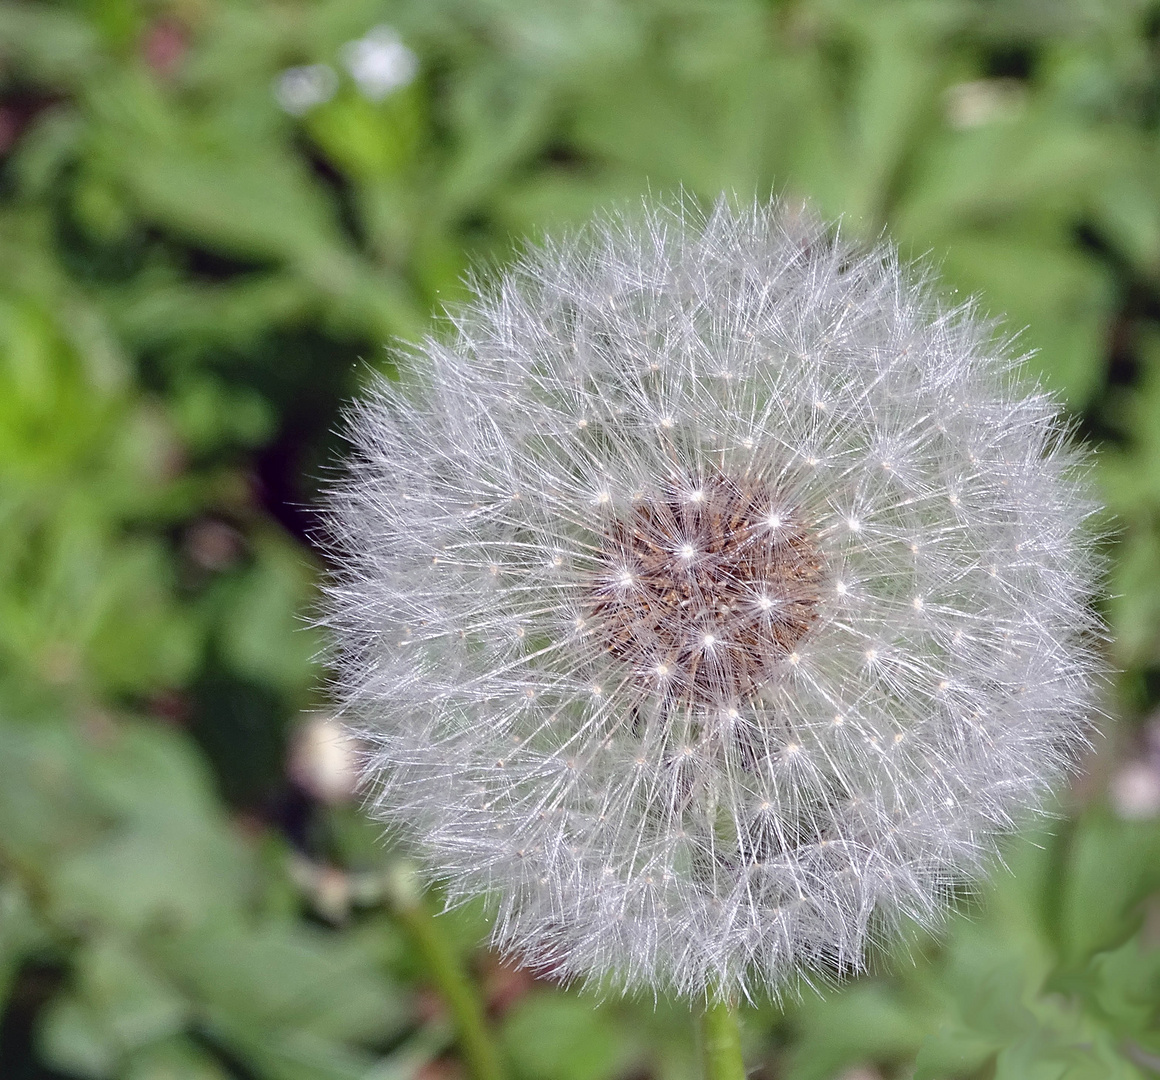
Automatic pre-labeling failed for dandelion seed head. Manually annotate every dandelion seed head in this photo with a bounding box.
[588,473,824,706]
[323,198,1104,1002]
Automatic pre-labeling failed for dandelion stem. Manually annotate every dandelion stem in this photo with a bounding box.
[388,863,507,1080]
[699,997,746,1080]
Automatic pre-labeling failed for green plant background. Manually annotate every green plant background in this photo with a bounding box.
[2,1,1160,1078]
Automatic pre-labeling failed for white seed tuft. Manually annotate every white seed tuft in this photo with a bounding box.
[322,198,1104,1002]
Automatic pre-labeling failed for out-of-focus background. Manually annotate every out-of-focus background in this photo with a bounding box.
[1,1,1160,1078]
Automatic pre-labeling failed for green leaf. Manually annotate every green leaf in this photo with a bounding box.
[41,936,188,1065]
[1105,529,1160,668]
[0,1,102,84]
[0,713,105,866]
[1055,812,1160,969]
[785,982,931,1080]
[154,918,406,1045]
[1088,935,1160,1047]
[307,87,425,185]
[125,144,341,264]
[0,877,50,1010]
[125,1038,233,1080]
[206,1024,380,1080]
[502,992,629,1080]
[48,723,251,933]
[169,374,275,454]
[214,534,322,692]
[992,1024,1146,1080]
[39,994,120,1080]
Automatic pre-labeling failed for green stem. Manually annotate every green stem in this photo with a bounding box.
[699,997,746,1080]
[388,864,507,1080]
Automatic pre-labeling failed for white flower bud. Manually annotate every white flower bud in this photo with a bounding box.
[288,714,361,805]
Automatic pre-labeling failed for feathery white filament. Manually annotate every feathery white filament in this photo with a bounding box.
[323,199,1102,1001]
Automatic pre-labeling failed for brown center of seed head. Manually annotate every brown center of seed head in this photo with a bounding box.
[587,474,825,707]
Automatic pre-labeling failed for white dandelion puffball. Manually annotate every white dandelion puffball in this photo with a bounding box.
[324,200,1102,1000]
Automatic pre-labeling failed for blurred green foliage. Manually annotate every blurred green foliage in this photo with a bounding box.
[2,0,1160,1078]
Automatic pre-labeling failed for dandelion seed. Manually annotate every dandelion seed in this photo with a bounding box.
[323,198,1104,1002]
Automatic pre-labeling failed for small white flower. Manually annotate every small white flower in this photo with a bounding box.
[1109,761,1160,820]
[273,63,337,115]
[323,199,1104,1000]
[341,25,418,102]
